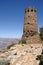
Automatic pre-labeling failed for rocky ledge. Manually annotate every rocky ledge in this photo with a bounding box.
[0,44,42,65]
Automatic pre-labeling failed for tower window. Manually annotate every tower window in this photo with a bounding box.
[27,23,30,24]
[30,30,33,32]
[31,9,33,12]
[27,30,29,32]
[26,35,28,38]
[28,10,29,12]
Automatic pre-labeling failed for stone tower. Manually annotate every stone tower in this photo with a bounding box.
[23,6,40,43]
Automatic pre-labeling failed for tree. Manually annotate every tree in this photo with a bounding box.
[40,27,43,40]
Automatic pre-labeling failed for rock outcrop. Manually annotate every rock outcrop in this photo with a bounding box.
[0,44,42,65]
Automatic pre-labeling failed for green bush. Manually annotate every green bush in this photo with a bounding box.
[20,39,26,44]
[22,39,26,44]
[40,54,43,62]
[40,27,43,40]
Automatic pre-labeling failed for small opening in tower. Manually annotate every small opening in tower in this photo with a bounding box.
[26,36,28,38]
[27,30,29,32]
[27,23,30,24]
[28,10,29,12]
[31,9,33,12]
[30,30,33,32]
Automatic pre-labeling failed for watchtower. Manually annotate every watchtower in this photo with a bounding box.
[22,7,40,43]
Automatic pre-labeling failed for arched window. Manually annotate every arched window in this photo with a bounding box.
[31,9,33,12]
[28,9,29,12]
[27,23,30,24]
[27,30,29,32]
[30,30,33,32]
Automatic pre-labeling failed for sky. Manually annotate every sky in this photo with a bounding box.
[0,0,43,38]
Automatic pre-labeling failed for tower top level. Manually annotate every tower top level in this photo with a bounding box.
[25,6,37,13]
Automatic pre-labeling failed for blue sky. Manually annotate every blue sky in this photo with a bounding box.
[0,0,43,38]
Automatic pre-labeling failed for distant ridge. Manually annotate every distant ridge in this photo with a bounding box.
[0,38,20,50]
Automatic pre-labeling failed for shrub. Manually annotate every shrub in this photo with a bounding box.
[40,54,43,62]
[22,39,26,44]
[39,54,43,65]
[40,27,43,40]
[20,39,26,44]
